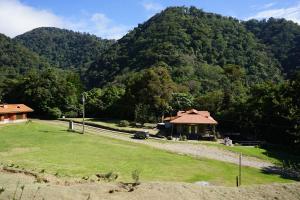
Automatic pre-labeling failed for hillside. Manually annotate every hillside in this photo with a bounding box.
[86,6,283,88]
[244,18,300,76]
[0,33,50,75]
[15,27,114,70]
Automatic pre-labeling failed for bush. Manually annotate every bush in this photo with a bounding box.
[0,187,5,195]
[179,135,187,141]
[131,169,141,185]
[47,107,62,119]
[119,120,130,127]
[96,171,118,182]
[64,111,78,118]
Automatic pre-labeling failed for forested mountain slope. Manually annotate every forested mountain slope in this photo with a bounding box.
[244,18,300,76]
[0,33,50,75]
[15,27,114,70]
[86,6,282,88]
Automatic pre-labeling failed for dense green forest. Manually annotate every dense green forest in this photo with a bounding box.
[244,18,300,76]
[0,33,51,98]
[86,7,282,88]
[15,27,114,71]
[0,6,299,147]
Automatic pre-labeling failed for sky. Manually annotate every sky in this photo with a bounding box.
[1,0,300,39]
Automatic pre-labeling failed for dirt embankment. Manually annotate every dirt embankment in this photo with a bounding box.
[1,170,300,200]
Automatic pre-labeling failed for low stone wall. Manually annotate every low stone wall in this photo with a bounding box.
[58,118,137,134]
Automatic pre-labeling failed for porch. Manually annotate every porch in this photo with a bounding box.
[172,124,216,140]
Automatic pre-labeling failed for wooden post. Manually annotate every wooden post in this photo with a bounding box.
[69,120,74,131]
[236,176,239,187]
[82,93,85,134]
[239,153,242,186]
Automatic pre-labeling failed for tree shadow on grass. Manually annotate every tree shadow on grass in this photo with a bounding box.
[262,144,300,162]
[260,144,300,181]
[261,165,300,181]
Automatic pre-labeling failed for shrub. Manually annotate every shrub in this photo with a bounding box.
[47,107,62,119]
[0,187,5,195]
[119,120,130,127]
[96,171,119,182]
[179,135,187,141]
[105,172,119,182]
[64,111,78,118]
[131,169,141,185]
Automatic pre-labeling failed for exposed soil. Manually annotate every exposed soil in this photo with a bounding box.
[1,170,300,200]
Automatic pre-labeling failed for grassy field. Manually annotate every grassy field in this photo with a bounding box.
[192,141,300,166]
[150,138,300,166]
[0,122,295,186]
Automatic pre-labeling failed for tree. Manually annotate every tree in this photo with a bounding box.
[85,88,104,117]
[3,68,79,118]
[123,66,177,121]
[170,93,194,111]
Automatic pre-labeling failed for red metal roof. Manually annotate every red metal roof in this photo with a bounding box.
[170,109,217,124]
[0,104,33,114]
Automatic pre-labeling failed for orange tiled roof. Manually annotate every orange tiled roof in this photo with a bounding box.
[170,109,217,125]
[163,116,179,121]
[0,104,33,114]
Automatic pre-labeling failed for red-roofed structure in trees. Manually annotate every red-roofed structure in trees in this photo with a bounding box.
[164,109,218,140]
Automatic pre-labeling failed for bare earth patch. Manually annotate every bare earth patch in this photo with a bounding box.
[0,170,300,200]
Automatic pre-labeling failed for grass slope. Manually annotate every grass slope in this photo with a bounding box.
[197,141,300,166]
[0,122,294,186]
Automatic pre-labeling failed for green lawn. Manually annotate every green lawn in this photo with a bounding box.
[191,141,300,166]
[0,122,295,186]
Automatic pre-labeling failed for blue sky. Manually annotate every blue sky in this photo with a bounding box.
[1,0,300,39]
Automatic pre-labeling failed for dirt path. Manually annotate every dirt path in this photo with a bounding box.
[1,171,300,200]
[38,120,274,169]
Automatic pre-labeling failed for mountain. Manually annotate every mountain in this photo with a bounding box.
[244,18,300,76]
[0,33,50,76]
[14,27,114,70]
[86,6,283,88]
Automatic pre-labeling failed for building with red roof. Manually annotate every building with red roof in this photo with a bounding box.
[164,109,218,140]
[0,104,33,124]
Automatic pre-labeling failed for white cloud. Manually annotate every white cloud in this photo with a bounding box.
[0,0,66,37]
[87,13,131,39]
[0,0,130,39]
[262,2,276,9]
[142,2,163,13]
[248,2,300,24]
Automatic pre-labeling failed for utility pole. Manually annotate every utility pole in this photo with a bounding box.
[82,93,85,134]
[239,152,242,186]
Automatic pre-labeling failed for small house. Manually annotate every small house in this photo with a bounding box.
[164,109,218,140]
[0,104,33,124]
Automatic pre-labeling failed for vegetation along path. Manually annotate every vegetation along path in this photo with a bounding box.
[42,120,274,169]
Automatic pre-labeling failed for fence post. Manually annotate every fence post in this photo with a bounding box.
[69,120,74,131]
